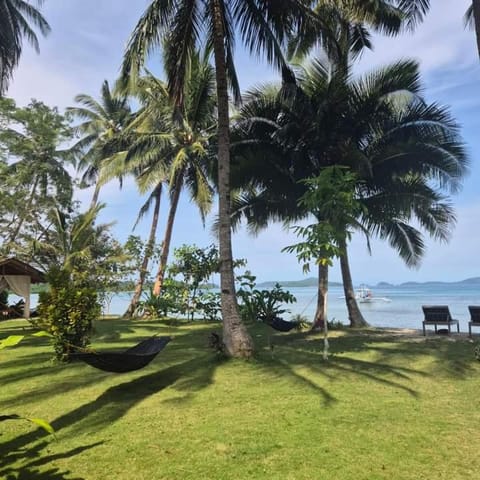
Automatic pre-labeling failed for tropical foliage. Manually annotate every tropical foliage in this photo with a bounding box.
[0,0,50,94]
[231,58,467,327]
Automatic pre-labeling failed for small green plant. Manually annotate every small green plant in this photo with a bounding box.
[196,291,221,322]
[290,314,310,331]
[136,280,188,318]
[237,272,296,323]
[36,268,100,360]
[474,344,480,361]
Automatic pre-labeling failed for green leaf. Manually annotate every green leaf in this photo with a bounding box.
[32,331,53,338]
[27,417,56,436]
[0,335,25,349]
[0,415,55,437]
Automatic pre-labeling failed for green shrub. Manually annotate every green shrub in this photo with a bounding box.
[237,273,296,323]
[36,268,100,360]
[196,291,221,322]
[0,290,8,308]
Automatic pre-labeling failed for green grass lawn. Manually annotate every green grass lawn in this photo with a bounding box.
[1,318,479,480]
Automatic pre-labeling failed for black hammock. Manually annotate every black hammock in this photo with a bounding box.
[268,317,297,332]
[71,336,171,373]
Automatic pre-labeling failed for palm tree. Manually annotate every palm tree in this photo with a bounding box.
[0,0,50,95]
[121,0,320,358]
[67,81,132,209]
[120,61,215,316]
[231,58,467,328]
[465,1,480,58]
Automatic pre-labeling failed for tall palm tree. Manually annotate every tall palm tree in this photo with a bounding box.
[119,61,215,316]
[0,0,50,95]
[231,58,467,328]
[67,81,132,209]
[121,0,320,358]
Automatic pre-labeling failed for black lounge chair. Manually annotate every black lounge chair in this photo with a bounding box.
[268,317,297,332]
[422,306,459,336]
[72,336,171,373]
[468,306,480,338]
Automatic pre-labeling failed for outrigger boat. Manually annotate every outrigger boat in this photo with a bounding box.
[355,285,391,304]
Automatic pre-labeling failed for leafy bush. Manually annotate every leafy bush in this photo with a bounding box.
[196,291,221,322]
[36,268,100,360]
[136,280,188,318]
[237,273,296,323]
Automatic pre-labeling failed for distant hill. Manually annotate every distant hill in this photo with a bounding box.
[395,277,480,287]
[257,277,343,288]
[256,277,480,289]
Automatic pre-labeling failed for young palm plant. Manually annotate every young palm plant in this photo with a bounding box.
[120,0,320,357]
[231,58,467,328]
[0,0,50,94]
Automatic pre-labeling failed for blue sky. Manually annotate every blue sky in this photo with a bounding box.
[8,0,480,284]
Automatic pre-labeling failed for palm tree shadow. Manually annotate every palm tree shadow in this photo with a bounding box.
[0,353,219,456]
[0,440,101,480]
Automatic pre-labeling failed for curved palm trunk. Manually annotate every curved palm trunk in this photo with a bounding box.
[124,184,162,318]
[89,181,101,210]
[311,263,328,330]
[474,0,480,57]
[211,0,253,358]
[152,174,183,296]
[339,238,369,328]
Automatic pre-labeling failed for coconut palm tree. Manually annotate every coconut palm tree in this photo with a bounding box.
[120,0,324,358]
[67,81,132,209]
[465,1,480,58]
[101,56,216,317]
[0,0,50,95]
[231,58,467,328]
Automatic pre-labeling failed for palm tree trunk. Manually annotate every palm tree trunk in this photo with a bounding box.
[8,176,40,244]
[124,184,162,318]
[210,0,254,358]
[312,263,328,330]
[89,181,101,210]
[473,0,480,58]
[152,174,183,296]
[339,238,369,327]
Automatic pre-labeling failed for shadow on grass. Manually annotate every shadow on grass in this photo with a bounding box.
[0,352,220,457]
[0,439,101,480]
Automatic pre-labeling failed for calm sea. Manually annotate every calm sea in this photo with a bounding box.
[18,283,480,332]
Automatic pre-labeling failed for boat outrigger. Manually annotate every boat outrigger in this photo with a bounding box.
[355,286,391,304]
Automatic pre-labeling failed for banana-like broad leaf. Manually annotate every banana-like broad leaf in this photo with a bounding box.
[0,415,55,437]
[0,335,25,349]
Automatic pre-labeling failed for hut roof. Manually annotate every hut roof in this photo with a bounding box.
[0,258,46,283]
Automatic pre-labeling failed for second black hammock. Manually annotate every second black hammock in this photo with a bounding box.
[71,336,172,373]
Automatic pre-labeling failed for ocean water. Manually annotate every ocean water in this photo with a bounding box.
[18,283,480,332]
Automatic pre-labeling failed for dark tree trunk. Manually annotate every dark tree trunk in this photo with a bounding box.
[473,0,480,58]
[311,263,328,330]
[339,238,369,328]
[153,174,183,296]
[9,176,40,244]
[124,184,162,318]
[210,0,254,358]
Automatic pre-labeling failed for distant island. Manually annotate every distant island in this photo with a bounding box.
[256,277,480,289]
[257,277,343,288]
